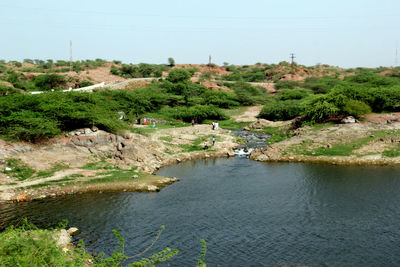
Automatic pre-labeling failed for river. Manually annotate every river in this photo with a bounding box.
[1,157,400,266]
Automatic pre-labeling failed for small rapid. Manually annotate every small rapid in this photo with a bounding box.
[231,129,270,156]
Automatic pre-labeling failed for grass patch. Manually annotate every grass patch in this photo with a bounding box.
[36,162,69,178]
[262,126,293,145]
[81,159,115,170]
[159,136,173,142]
[2,158,35,181]
[383,143,400,157]
[216,119,251,130]
[81,168,140,185]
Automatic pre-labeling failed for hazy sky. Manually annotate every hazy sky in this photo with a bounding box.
[1,0,399,67]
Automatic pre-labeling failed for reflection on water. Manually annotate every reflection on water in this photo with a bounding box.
[1,158,400,266]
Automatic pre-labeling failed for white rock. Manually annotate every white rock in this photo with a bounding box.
[67,227,80,236]
[54,229,72,248]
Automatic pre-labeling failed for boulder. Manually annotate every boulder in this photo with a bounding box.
[341,116,357,124]
[67,227,81,236]
[54,229,72,248]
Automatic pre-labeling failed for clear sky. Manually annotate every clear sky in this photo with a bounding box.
[1,0,399,68]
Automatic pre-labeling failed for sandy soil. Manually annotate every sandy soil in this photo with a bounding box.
[232,106,263,122]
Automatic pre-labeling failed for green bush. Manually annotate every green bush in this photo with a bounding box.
[171,105,228,122]
[166,68,191,83]
[258,100,305,121]
[34,74,66,91]
[342,100,372,117]
[278,88,312,100]
[201,90,239,108]
[0,84,19,96]
[274,80,299,90]
[302,76,342,94]
[3,110,61,142]
[303,97,339,122]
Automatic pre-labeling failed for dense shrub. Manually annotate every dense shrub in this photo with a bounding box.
[0,84,19,96]
[201,90,239,108]
[303,97,339,122]
[225,81,269,105]
[258,100,305,121]
[34,74,66,91]
[166,69,191,83]
[171,105,228,122]
[3,110,61,142]
[278,88,312,100]
[0,92,126,141]
[274,80,299,90]
[342,100,372,117]
[302,76,342,94]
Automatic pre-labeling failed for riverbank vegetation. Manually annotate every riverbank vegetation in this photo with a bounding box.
[1,58,400,143]
[258,70,400,123]
[0,220,179,266]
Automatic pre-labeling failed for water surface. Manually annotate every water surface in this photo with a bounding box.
[1,158,400,266]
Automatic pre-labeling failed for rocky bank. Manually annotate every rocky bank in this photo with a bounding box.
[0,124,238,201]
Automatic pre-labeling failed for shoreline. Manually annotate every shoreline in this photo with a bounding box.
[250,152,400,167]
[0,125,238,202]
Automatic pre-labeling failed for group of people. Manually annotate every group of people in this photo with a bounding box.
[211,122,219,130]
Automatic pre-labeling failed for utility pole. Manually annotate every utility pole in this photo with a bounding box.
[290,53,296,72]
[395,42,398,66]
[69,40,73,67]
[209,55,212,66]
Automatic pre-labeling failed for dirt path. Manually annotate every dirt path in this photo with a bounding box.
[0,169,95,191]
[232,106,263,122]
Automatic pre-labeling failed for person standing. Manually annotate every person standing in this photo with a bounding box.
[212,136,216,146]
[191,119,195,127]
[143,118,147,125]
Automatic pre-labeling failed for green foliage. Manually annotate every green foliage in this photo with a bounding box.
[168,57,175,67]
[1,221,178,267]
[258,100,305,121]
[302,76,342,94]
[0,92,127,141]
[166,68,191,83]
[278,88,312,100]
[79,80,94,87]
[0,223,91,266]
[34,74,66,91]
[225,81,269,105]
[342,100,371,117]
[95,226,178,266]
[187,67,200,75]
[196,239,207,267]
[111,63,166,78]
[200,90,239,108]
[303,97,339,123]
[274,80,299,90]
[0,83,19,96]
[263,126,293,145]
[171,105,228,123]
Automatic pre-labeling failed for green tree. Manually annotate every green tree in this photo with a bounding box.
[166,68,191,83]
[168,57,175,67]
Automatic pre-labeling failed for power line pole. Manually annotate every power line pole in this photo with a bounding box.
[395,42,398,66]
[290,53,296,72]
[69,40,73,67]
[209,54,212,66]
